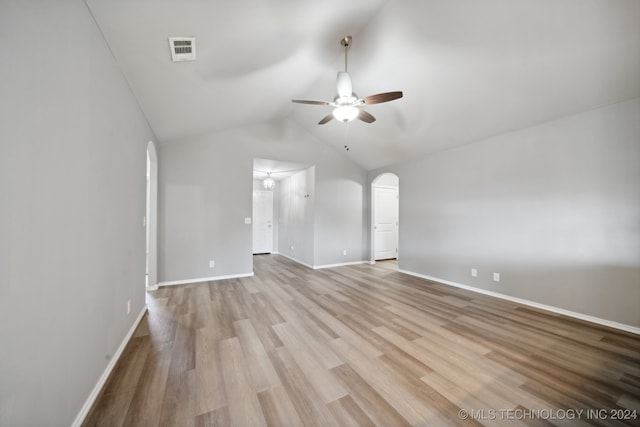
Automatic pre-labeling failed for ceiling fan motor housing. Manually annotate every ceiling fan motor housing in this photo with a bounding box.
[336,72,353,98]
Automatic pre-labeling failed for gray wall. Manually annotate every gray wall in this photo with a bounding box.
[158,120,367,281]
[0,1,155,426]
[278,168,316,266]
[159,136,253,281]
[314,164,368,266]
[371,98,640,327]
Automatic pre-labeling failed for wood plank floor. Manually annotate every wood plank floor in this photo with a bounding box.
[83,255,640,426]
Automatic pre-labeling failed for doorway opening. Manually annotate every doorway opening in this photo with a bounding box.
[371,173,399,268]
[146,141,158,290]
[252,158,312,267]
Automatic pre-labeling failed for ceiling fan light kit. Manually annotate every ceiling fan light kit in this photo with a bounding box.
[333,106,360,122]
[292,35,403,125]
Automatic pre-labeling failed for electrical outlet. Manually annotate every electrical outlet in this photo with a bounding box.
[126,299,131,315]
[343,249,347,256]
[209,260,215,268]
[493,272,500,282]
[471,268,477,277]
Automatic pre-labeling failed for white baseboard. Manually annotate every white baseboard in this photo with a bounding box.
[398,269,640,335]
[71,305,148,427]
[276,253,367,270]
[157,272,254,287]
[276,252,315,269]
[314,260,368,270]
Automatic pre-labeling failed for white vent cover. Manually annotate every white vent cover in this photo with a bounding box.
[168,37,196,62]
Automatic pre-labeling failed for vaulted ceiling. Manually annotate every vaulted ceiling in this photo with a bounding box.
[86,0,640,170]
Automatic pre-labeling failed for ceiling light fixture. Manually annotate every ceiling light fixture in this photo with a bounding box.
[262,173,275,190]
[333,105,359,122]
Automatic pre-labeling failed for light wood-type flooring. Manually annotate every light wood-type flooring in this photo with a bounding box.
[83,255,640,426]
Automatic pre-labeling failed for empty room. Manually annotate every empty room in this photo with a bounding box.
[1,1,639,426]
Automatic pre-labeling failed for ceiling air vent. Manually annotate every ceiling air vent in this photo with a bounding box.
[168,37,196,62]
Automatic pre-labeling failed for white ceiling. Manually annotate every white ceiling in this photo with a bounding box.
[253,158,309,181]
[86,0,640,171]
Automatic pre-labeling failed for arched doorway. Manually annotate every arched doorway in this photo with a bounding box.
[146,141,158,290]
[371,173,399,266]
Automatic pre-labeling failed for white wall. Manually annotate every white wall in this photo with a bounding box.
[371,98,640,328]
[158,120,367,282]
[0,1,155,425]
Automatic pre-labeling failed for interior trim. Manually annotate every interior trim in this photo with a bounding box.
[276,252,368,270]
[314,260,368,270]
[275,252,314,269]
[71,305,148,427]
[399,269,640,335]
[157,272,254,287]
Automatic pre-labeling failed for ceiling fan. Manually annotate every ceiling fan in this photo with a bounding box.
[292,35,403,125]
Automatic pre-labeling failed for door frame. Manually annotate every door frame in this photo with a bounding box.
[146,141,158,290]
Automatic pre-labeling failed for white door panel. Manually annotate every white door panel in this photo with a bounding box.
[253,190,273,254]
[374,186,398,260]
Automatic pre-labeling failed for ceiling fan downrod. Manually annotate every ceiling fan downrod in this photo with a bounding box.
[340,35,351,72]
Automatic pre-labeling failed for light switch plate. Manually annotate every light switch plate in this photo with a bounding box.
[244,217,252,224]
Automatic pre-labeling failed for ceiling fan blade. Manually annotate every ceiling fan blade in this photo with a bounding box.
[291,99,330,105]
[357,109,376,123]
[362,91,403,105]
[318,114,334,125]
[336,72,352,98]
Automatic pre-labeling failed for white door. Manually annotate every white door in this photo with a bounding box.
[253,190,273,254]
[374,186,398,260]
